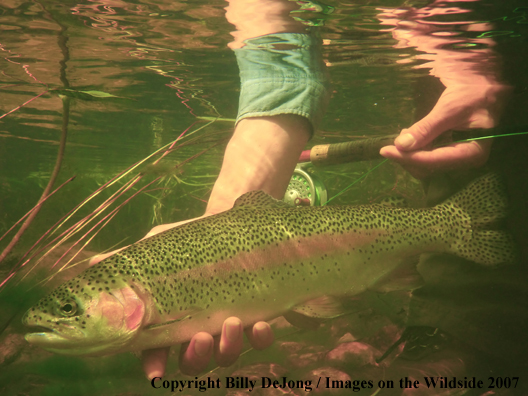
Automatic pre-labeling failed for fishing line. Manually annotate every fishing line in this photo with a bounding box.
[452,130,528,142]
[321,129,528,205]
[323,159,389,205]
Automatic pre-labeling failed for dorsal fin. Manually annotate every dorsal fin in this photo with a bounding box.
[233,191,290,209]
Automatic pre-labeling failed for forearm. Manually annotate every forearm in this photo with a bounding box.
[205,115,311,215]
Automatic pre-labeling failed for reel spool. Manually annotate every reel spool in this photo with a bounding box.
[283,164,327,206]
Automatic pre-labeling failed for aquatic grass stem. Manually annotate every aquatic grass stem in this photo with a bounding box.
[13,174,141,271]
[1,174,142,289]
[18,121,215,271]
[44,209,122,281]
[47,119,214,236]
[0,90,50,120]
[6,117,229,289]
[0,96,70,264]
[54,121,221,235]
[42,174,169,273]
[17,132,222,282]
[0,0,71,267]
[6,119,218,284]
[0,100,206,270]
[18,179,145,282]
[0,176,75,245]
[16,174,144,277]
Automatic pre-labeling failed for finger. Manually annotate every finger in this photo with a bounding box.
[380,144,436,179]
[245,321,274,350]
[380,140,491,178]
[214,317,244,367]
[178,332,214,376]
[142,347,170,380]
[382,140,491,167]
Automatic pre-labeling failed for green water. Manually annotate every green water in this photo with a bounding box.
[1,0,528,394]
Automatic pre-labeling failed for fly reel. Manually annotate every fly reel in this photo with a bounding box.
[283,164,327,206]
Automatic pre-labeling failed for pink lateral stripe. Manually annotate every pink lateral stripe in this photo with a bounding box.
[162,230,384,282]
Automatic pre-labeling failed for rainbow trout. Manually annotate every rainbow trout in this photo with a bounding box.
[23,174,515,356]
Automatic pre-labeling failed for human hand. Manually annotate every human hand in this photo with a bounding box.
[380,83,509,179]
[143,318,274,378]
[376,2,512,179]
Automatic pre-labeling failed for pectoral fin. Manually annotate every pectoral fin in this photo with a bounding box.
[283,311,321,330]
[144,307,202,330]
[284,296,345,330]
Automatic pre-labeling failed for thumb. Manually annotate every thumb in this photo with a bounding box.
[395,115,449,152]
[395,95,473,152]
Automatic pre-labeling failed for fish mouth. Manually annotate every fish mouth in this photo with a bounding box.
[25,328,69,345]
[24,322,84,345]
[24,325,123,356]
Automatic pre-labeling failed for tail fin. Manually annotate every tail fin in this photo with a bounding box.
[440,173,517,266]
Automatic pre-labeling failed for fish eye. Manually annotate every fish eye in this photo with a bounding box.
[59,301,77,317]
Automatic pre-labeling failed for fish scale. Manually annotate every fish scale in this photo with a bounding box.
[23,173,516,356]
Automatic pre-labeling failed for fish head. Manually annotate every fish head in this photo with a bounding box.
[22,278,146,356]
